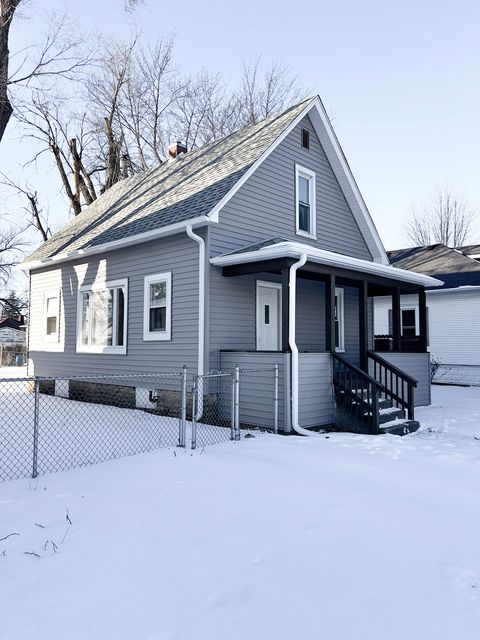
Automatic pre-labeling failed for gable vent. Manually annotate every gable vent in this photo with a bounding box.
[301,128,310,149]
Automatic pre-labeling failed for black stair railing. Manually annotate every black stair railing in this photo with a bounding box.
[332,352,382,434]
[367,351,417,420]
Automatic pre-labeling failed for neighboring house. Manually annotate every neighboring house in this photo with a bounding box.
[374,244,480,385]
[21,96,441,435]
[458,244,480,262]
[0,317,26,345]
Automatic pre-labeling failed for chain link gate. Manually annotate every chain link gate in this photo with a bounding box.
[186,364,279,449]
[1,364,279,481]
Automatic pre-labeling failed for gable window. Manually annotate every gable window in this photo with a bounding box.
[301,128,310,149]
[77,279,127,354]
[44,293,60,342]
[334,287,345,352]
[143,272,172,341]
[295,164,316,238]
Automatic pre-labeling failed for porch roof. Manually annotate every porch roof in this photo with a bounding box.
[210,240,444,289]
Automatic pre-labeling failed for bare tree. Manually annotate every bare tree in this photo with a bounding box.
[405,187,478,247]
[0,0,21,141]
[0,172,51,241]
[1,6,92,144]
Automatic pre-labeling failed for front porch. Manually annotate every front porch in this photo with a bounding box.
[212,241,441,434]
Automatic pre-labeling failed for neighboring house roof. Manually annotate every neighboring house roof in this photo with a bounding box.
[0,318,25,331]
[457,244,480,258]
[211,239,442,288]
[22,96,388,269]
[388,244,480,290]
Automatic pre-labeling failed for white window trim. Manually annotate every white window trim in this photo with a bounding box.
[43,290,60,343]
[76,278,128,355]
[295,163,317,239]
[335,287,345,352]
[255,280,282,351]
[143,272,172,341]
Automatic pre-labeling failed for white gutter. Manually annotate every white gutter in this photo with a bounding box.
[211,241,444,289]
[20,215,210,271]
[288,252,312,436]
[186,225,205,419]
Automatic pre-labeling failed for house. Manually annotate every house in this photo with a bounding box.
[374,243,480,386]
[0,317,26,345]
[21,96,442,435]
[0,317,26,366]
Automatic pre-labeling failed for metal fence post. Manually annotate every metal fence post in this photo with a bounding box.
[230,373,235,441]
[234,365,240,441]
[32,377,40,478]
[274,362,279,434]
[191,377,198,450]
[179,365,187,447]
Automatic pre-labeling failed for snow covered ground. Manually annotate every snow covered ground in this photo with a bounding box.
[1,384,479,639]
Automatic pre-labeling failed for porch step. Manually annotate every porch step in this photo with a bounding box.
[379,418,420,436]
[379,407,405,424]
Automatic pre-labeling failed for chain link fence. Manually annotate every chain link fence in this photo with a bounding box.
[0,372,185,481]
[1,365,279,481]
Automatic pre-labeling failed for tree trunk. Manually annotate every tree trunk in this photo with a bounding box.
[0,0,20,143]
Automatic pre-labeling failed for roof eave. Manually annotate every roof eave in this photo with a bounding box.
[210,241,443,288]
[19,215,211,272]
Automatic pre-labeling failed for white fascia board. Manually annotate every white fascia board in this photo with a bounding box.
[19,215,210,272]
[210,241,443,288]
[308,97,388,265]
[427,285,480,294]
[207,98,317,224]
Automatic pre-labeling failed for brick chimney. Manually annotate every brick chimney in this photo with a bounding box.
[168,141,187,160]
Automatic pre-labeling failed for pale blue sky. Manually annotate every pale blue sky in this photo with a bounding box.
[2,0,480,266]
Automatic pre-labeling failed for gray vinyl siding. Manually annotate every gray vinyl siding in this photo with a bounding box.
[371,352,431,407]
[342,286,360,365]
[28,234,201,377]
[208,272,328,370]
[220,351,290,432]
[298,353,334,427]
[209,114,372,260]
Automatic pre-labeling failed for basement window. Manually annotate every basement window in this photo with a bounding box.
[77,279,127,354]
[143,272,172,341]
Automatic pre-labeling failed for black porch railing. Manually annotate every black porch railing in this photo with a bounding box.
[332,353,381,434]
[332,352,418,434]
[367,351,417,420]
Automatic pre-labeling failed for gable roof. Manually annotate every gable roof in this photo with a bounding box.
[22,96,388,269]
[388,244,480,290]
[457,244,480,258]
[0,317,25,331]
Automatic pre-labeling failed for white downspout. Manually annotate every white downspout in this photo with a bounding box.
[186,226,205,418]
[289,252,313,436]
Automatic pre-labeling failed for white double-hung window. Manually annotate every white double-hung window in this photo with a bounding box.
[295,164,316,238]
[77,279,127,354]
[44,293,60,342]
[143,272,172,341]
[334,287,345,352]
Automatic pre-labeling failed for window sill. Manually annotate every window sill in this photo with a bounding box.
[143,332,171,342]
[295,230,317,240]
[76,345,127,355]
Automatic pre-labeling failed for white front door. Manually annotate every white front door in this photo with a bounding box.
[256,282,281,351]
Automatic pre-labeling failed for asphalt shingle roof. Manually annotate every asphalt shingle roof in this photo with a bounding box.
[28,98,313,262]
[388,244,480,289]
